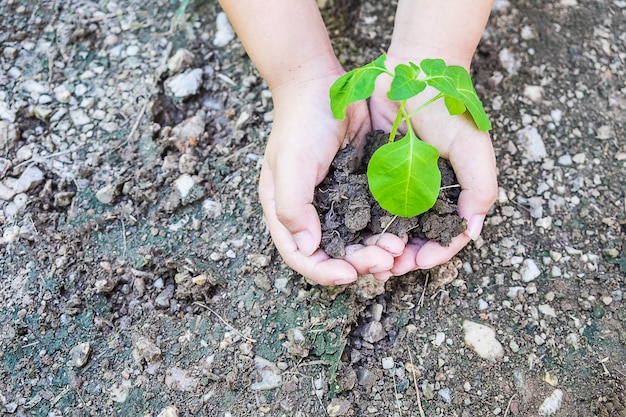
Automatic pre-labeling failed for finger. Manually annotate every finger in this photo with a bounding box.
[362,233,406,256]
[266,148,323,256]
[344,244,396,275]
[391,242,421,276]
[260,165,358,285]
[414,233,471,269]
[448,130,498,240]
[373,270,394,282]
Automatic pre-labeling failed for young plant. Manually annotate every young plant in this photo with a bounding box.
[329,54,491,218]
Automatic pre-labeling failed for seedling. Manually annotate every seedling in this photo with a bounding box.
[330,54,491,218]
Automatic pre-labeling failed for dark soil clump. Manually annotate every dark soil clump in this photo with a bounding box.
[315,131,467,258]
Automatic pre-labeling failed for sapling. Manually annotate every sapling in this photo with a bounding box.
[329,54,491,218]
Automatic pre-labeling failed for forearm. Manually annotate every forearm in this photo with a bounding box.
[217,0,343,91]
[388,0,493,68]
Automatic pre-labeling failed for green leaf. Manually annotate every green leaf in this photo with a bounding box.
[387,64,426,101]
[330,54,388,120]
[367,129,441,218]
[444,96,465,115]
[420,59,492,131]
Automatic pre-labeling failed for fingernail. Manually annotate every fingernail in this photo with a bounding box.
[466,215,485,241]
[294,231,316,256]
[334,276,357,285]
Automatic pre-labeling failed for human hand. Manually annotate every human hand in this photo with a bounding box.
[369,57,497,274]
[259,75,406,285]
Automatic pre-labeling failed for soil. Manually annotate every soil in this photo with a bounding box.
[1,0,626,416]
[316,130,466,258]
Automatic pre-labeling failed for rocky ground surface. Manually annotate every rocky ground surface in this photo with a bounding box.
[1,0,625,416]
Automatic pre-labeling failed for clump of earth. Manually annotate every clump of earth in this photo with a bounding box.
[315,130,466,258]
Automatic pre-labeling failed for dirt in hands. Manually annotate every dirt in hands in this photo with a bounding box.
[315,130,466,258]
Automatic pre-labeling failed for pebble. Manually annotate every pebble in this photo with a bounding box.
[557,154,573,166]
[0,120,19,149]
[165,367,199,392]
[438,387,452,403]
[538,389,563,416]
[133,336,162,364]
[381,357,394,369]
[507,286,525,298]
[70,109,90,126]
[213,12,235,47]
[538,304,556,317]
[0,101,16,122]
[167,49,195,74]
[174,174,195,199]
[12,166,44,193]
[96,184,116,204]
[0,182,15,201]
[166,68,203,98]
[520,259,541,282]
[250,356,282,390]
[524,85,543,102]
[361,321,386,343]
[463,320,504,362]
[499,48,520,75]
[69,342,92,367]
[157,406,179,417]
[326,398,352,417]
[54,85,72,103]
[516,126,547,161]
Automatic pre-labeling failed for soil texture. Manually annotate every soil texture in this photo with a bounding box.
[316,130,466,258]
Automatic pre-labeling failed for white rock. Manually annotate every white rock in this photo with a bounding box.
[21,79,49,97]
[499,48,520,75]
[0,182,15,200]
[54,84,72,104]
[517,126,547,161]
[96,184,116,204]
[463,320,504,362]
[157,406,179,417]
[538,304,557,317]
[250,356,282,390]
[174,174,195,199]
[433,332,446,347]
[70,109,91,126]
[381,357,394,369]
[202,199,222,218]
[166,68,203,98]
[170,114,205,141]
[167,49,195,74]
[213,12,235,47]
[538,389,563,416]
[0,101,16,123]
[13,166,44,193]
[507,286,525,298]
[524,85,543,102]
[550,109,562,123]
[0,120,19,149]
[521,259,541,282]
[557,154,573,165]
[165,367,199,392]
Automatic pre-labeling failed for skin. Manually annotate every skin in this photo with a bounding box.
[218,0,497,285]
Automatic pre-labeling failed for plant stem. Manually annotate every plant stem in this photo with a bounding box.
[407,92,444,119]
[388,100,406,143]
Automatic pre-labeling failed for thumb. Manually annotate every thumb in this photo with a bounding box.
[261,154,322,256]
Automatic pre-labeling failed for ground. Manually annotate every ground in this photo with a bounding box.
[1,0,625,416]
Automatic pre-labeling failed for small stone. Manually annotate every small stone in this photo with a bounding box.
[535,335,546,345]
[0,120,19,150]
[69,342,92,367]
[557,154,573,166]
[96,184,116,204]
[13,166,44,193]
[250,356,282,390]
[132,336,162,364]
[165,367,199,392]
[601,296,613,306]
[70,109,90,126]
[166,68,203,98]
[126,44,140,56]
[433,332,446,347]
[524,85,543,102]
[326,398,352,417]
[157,406,179,417]
[517,126,547,161]
[361,321,386,343]
[0,101,16,122]
[507,286,525,298]
[0,182,15,201]
[520,259,541,282]
[463,320,504,362]
[538,389,563,416]
[174,174,195,199]
[538,304,556,317]
[213,12,235,47]
[54,85,72,103]
[381,357,394,369]
[167,49,195,74]
[33,106,52,120]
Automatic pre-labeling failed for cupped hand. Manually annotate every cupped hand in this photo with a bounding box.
[369,59,498,274]
[259,75,406,285]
